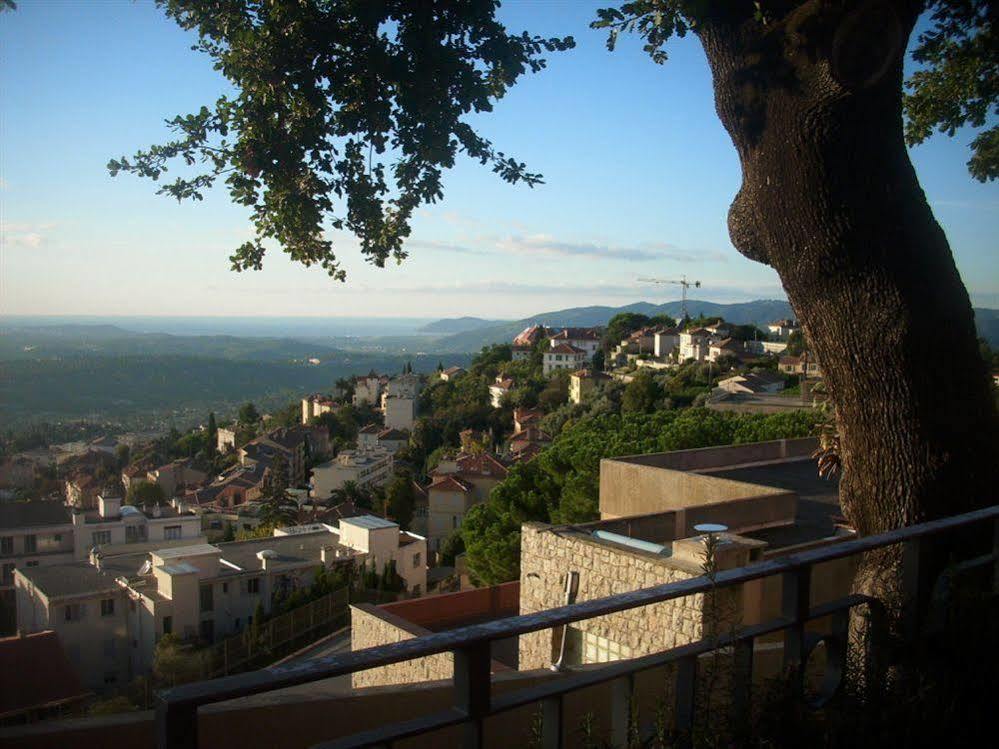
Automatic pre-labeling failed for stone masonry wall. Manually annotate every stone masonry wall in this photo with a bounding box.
[518,523,737,671]
[350,604,453,689]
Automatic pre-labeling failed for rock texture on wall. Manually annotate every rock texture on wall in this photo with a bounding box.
[350,604,452,689]
[518,523,736,671]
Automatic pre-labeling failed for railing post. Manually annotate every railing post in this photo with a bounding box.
[902,537,933,641]
[674,654,698,749]
[730,637,754,739]
[156,699,197,749]
[781,566,811,696]
[454,640,491,749]
[610,674,635,748]
[541,696,563,749]
[992,517,999,594]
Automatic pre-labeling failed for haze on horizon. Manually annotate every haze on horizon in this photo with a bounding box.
[1,0,997,319]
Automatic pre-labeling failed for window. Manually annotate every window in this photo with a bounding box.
[412,553,421,568]
[104,672,118,685]
[199,583,214,612]
[125,525,147,543]
[1,537,13,555]
[1,563,14,586]
[24,535,37,553]
[92,530,112,546]
[162,616,172,635]
[222,582,229,594]
[234,617,241,630]
[64,603,85,622]
[26,561,39,568]
[101,598,115,617]
[246,578,260,595]
[199,619,214,643]
[52,534,62,543]
[164,525,182,540]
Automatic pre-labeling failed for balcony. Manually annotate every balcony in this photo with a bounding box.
[1,504,996,749]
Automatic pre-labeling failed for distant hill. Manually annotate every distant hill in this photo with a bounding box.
[431,299,999,352]
[417,316,506,334]
[433,300,798,352]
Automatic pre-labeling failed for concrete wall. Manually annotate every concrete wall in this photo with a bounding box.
[598,438,816,520]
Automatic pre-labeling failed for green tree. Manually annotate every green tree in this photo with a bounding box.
[152,634,206,687]
[621,372,662,414]
[126,480,166,507]
[785,330,807,357]
[603,312,651,350]
[207,411,217,458]
[438,530,466,567]
[384,472,415,530]
[237,402,260,425]
[258,453,296,528]
[114,1,998,588]
[115,443,131,469]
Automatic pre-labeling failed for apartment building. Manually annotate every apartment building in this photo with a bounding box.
[678,327,712,362]
[542,344,588,375]
[424,453,509,552]
[548,328,601,357]
[383,395,416,431]
[14,518,426,691]
[569,368,611,404]
[357,425,409,455]
[311,448,394,498]
[301,394,339,425]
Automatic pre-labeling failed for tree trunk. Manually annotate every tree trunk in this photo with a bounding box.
[697,5,998,546]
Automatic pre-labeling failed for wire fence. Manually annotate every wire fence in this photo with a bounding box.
[203,587,351,678]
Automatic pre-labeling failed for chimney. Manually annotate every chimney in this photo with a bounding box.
[98,494,121,519]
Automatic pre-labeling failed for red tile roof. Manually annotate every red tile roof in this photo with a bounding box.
[549,343,585,355]
[428,475,472,493]
[455,452,509,479]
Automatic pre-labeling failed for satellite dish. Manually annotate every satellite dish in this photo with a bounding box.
[694,523,728,534]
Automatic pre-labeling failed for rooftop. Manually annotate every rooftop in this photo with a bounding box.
[0,631,90,720]
[341,515,397,531]
[15,561,121,600]
[0,500,71,530]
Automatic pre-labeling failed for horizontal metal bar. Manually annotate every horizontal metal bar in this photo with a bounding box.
[311,707,469,749]
[159,506,998,712]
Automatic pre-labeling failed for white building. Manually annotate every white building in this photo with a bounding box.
[216,427,237,454]
[353,375,382,407]
[767,319,799,340]
[311,448,394,498]
[14,519,426,690]
[383,395,416,431]
[678,328,712,362]
[357,425,409,455]
[543,344,588,376]
[301,394,339,425]
[654,328,681,359]
[548,328,601,357]
[489,376,515,408]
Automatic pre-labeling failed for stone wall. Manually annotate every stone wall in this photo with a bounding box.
[518,523,738,671]
[350,604,452,688]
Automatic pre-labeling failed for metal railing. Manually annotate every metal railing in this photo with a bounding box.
[157,505,999,749]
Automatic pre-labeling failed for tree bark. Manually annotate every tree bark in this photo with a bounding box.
[697,2,998,548]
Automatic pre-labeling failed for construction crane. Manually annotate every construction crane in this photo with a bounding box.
[638,275,701,322]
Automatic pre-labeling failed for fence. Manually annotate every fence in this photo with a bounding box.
[157,505,999,749]
[203,587,351,679]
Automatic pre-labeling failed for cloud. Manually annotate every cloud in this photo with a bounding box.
[406,232,728,263]
[1,222,52,248]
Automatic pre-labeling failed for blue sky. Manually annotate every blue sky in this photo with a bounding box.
[1,0,996,319]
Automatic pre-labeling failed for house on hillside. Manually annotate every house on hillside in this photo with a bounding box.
[439,366,465,382]
[716,371,786,394]
[543,344,588,376]
[489,376,515,408]
[512,325,549,360]
[569,369,612,404]
[779,354,822,378]
[679,328,712,362]
[548,328,601,357]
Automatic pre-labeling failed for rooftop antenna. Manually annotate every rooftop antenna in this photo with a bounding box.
[638,275,702,322]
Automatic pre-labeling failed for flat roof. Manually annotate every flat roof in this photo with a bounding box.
[16,562,121,600]
[0,501,71,530]
[216,529,345,571]
[154,543,221,559]
[341,515,397,531]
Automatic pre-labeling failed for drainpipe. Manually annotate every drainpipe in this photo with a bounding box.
[550,570,579,672]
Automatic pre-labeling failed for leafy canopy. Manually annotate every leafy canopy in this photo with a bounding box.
[109,0,572,279]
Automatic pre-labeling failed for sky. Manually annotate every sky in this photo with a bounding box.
[1,0,996,320]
